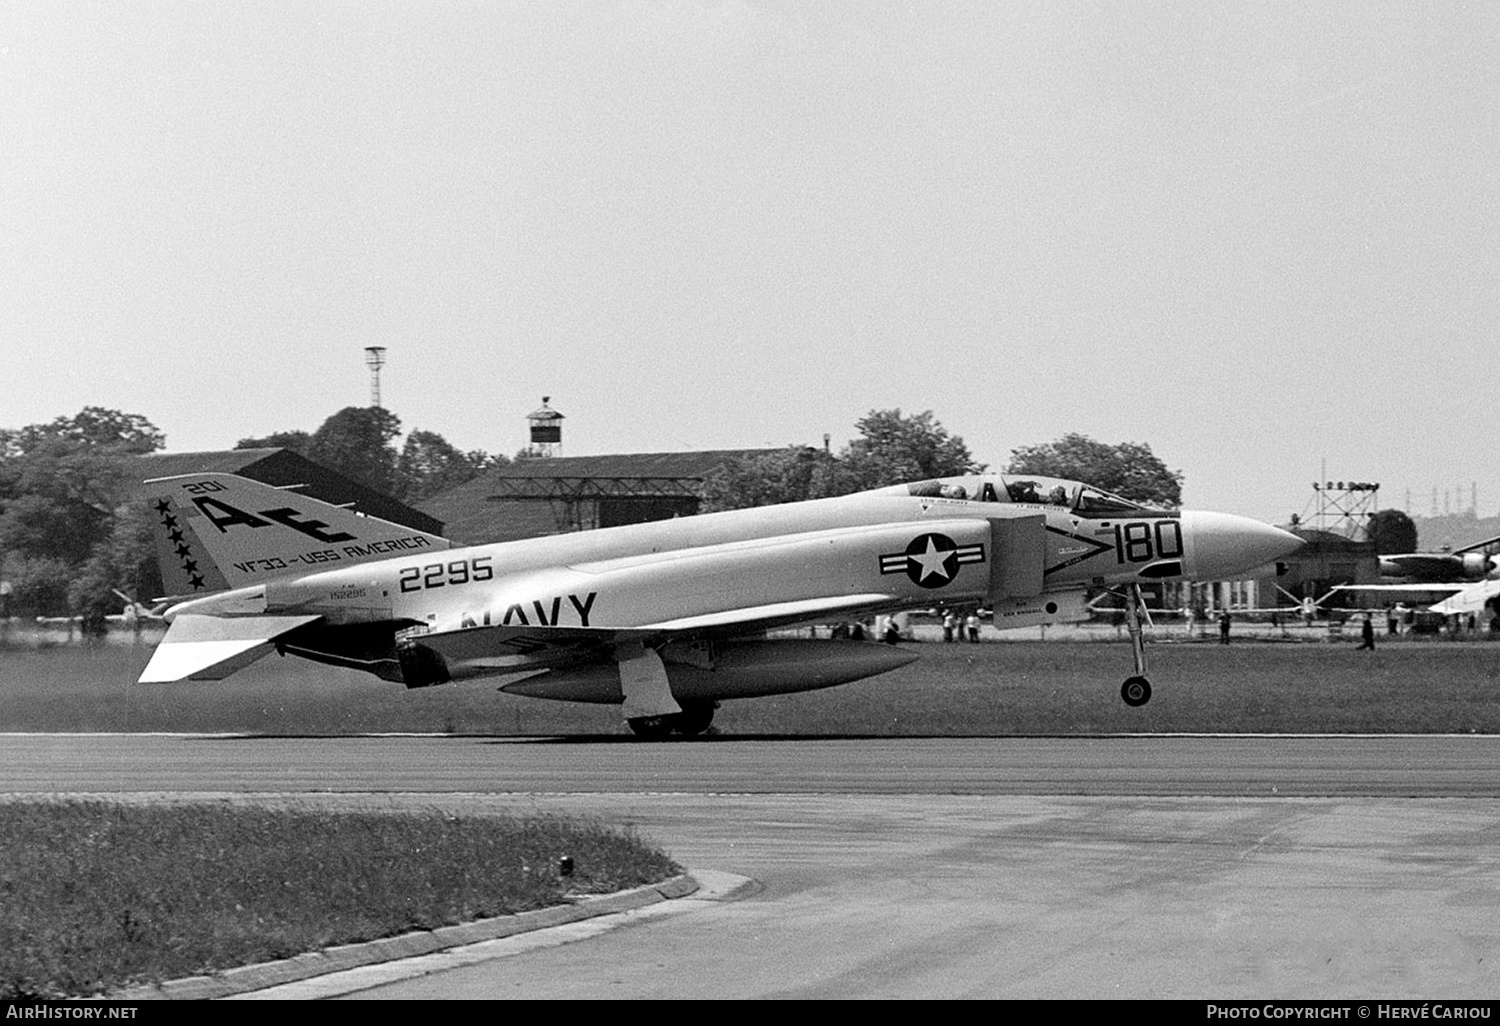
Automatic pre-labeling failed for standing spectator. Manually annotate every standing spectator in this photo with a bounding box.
[942,610,956,642]
[1218,609,1231,645]
[965,612,980,642]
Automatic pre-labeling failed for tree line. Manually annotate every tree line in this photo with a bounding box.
[0,404,1186,627]
[235,405,511,504]
[0,406,505,627]
[699,413,1184,512]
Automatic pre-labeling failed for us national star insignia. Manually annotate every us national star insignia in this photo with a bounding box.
[879,533,986,589]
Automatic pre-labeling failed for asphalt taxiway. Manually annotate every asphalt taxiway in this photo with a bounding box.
[6,733,1500,998]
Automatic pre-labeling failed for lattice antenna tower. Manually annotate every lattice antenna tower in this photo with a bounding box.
[364,347,387,408]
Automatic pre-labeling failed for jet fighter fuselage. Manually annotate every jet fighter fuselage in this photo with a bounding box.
[139,471,1301,733]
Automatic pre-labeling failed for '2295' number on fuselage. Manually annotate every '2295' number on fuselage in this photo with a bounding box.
[399,555,494,593]
[1113,520,1183,564]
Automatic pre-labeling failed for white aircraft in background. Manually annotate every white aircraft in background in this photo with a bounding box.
[33,590,168,628]
[1322,535,1500,618]
[1381,536,1500,616]
[137,472,1300,735]
[111,590,170,624]
[1377,536,1500,587]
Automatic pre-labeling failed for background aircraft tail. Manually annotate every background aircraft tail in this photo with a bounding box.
[145,472,450,595]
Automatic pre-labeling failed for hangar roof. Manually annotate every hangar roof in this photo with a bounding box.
[1290,527,1376,553]
[137,448,444,537]
[418,449,782,544]
[483,449,780,481]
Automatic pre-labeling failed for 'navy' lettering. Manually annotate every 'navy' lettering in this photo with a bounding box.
[569,592,597,627]
[459,592,599,631]
[534,596,561,627]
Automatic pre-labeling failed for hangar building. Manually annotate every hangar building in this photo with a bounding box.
[138,448,444,537]
[418,450,779,545]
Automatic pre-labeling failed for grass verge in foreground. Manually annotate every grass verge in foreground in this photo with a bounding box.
[0,800,679,999]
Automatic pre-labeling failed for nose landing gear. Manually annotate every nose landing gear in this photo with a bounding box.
[1120,583,1152,707]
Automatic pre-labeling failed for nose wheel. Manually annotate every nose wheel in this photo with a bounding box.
[1121,675,1151,707]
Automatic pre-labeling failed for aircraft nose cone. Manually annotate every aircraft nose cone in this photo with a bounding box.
[1180,511,1304,580]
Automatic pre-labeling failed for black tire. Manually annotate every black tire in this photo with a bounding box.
[672,700,716,735]
[628,716,674,739]
[1121,676,1151,707]
[628,701,716,738]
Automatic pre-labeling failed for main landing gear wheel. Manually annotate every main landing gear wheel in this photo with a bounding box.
[627,716,674,739]
[671,700,716,735]
[627,700,717,739]
[1121,676,1152,707]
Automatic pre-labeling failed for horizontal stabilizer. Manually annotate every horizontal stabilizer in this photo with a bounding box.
[138,614,322,683]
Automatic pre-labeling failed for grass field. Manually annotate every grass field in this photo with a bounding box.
[2,630,1497,736]
[0,801,677,999]
[3,631,1496,997]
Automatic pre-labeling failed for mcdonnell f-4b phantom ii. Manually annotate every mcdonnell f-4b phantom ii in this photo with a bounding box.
[138,471,1301,735]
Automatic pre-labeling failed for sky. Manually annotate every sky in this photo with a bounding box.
[2,1,1496,526]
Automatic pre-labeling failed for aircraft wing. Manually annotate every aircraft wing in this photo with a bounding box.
[1323,582,1500,617]
[1321,583,1468,605]
[417,592,899,670]
[413,592,907,718]
[1428,579,1500,616]
[634,593,899,632]
[139,613,324,682]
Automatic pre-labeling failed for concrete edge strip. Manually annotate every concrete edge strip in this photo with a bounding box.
[109,873,700,1001]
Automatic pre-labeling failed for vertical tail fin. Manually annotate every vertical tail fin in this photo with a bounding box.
[150,496,231,595]
[145,473,450,595]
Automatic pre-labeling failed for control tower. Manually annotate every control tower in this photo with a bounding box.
[527,397,564,458]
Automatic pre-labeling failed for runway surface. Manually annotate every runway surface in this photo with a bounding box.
[9,732,1500,796]
[7,733,1500,998]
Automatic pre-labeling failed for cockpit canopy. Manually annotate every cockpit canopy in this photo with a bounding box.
[879,475,1169,517]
